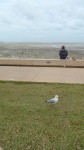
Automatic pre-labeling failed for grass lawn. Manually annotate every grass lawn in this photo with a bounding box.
[0,81,84,150]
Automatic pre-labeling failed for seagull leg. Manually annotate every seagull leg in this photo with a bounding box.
[51,103,54,110]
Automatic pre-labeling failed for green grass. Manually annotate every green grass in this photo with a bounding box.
[0,81,84,150]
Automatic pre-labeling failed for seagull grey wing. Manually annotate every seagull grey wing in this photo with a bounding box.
[50,97,55,101]
[47,99,55,103]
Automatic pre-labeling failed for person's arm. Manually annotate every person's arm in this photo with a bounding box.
[66,50,68,56]
[59,50,61,56]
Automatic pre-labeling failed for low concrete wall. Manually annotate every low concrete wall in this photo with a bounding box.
[0,59,33,66]
[0,58,84,67]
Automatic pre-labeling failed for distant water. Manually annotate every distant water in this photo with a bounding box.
[0,42,84,59]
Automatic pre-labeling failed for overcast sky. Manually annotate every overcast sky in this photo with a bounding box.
[0,0,84,42]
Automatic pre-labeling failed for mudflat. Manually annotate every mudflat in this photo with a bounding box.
[0,42,84,59]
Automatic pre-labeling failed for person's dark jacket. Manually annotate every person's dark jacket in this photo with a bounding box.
[59,49,68,59]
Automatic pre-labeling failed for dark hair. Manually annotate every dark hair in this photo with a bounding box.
[61,46,65,49]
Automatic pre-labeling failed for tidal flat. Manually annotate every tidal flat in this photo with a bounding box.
[0,42,84,59]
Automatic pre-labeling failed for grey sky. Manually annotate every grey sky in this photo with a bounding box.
[0,0,84,42]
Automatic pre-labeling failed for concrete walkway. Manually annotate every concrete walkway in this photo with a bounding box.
[0,66,84,84]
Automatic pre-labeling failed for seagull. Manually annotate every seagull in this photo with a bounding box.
[45,95,59,104]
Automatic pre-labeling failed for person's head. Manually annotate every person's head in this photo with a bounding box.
[61,45,65,49]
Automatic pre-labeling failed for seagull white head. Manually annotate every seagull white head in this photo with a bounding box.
[55,95,59,98]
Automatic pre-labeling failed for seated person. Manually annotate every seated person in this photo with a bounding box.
[59,46,68,59]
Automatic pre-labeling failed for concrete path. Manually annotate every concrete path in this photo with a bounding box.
[0,66,84,84]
